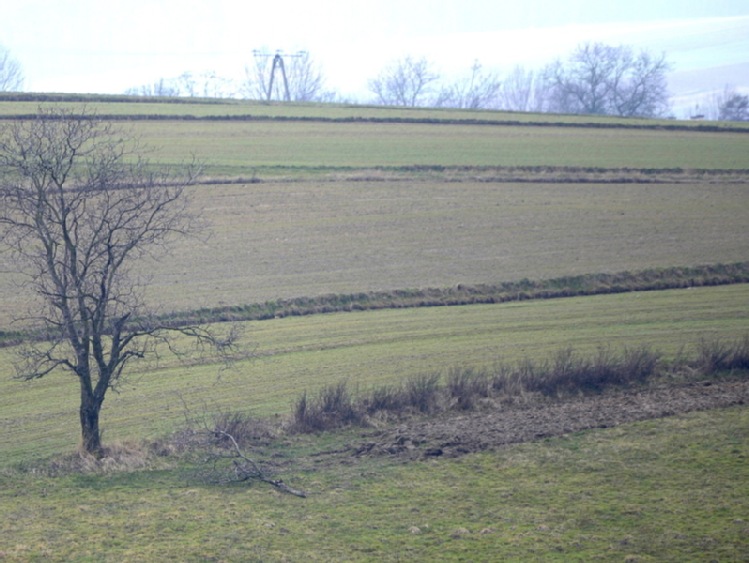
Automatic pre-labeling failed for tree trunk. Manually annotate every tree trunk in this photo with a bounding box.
[80,388,103,457]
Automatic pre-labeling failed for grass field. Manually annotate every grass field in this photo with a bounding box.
[2,284,747,465]
[4,95,749,128]
[1,98,746,325]
[137,120,749,173]
[0,98,748,561]
[1,180,748,327]
[1,405,747,561]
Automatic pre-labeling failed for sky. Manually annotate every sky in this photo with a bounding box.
[2,0,748,117]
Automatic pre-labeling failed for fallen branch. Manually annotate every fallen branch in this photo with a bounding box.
[211,428,307,498]
[232,459,307,498]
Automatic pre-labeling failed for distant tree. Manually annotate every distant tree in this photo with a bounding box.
[543,42,671,118]
[0,45,24,92]
[242,51,329,102]
[435,61,501,109]
[0,108,239,456]
[174,71,234,98]
[369,56,440,107]
[499,65,552,113]
[125,71,233,98]
[285,52,329,102]
[719,91,749,121]
[125,78,179,97]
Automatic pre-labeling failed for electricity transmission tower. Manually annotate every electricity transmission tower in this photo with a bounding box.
[252,50,307,102]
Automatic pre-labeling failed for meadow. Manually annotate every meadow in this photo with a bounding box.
[0,98,747,561]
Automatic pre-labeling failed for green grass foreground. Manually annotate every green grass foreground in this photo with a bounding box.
[2,284,748,464]
[1,406,746,561]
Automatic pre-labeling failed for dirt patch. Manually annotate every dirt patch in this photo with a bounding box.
[346,379,748,460]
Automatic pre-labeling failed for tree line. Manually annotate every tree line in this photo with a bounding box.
[1,41,747,121]
[125,43,675,118]
[124,42,747,121]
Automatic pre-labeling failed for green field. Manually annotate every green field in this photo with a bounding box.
[2,284,747,465]
[0,98,748,561]
[0,406,746,561]
[130,120,749,173]
[4,95,749,127]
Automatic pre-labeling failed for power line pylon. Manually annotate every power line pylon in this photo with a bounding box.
[252,50,307,102]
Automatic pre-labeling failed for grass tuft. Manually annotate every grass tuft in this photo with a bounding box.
[291,382,361,433]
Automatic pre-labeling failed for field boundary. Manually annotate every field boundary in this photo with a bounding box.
[160,262,749,325]
[1,261,747,347]
[201,165,749,185]
[1,92,748,133]
[3,110,749,134]
[1,262,743,345]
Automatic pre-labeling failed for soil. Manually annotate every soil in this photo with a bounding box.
[340,378,749,461]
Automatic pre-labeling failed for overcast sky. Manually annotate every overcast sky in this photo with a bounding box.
[3,0,748,116]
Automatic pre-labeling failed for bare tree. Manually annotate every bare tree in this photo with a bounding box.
[718,90,749,121]
[0,45,24,92]
[435,61,501,109]
[125,71,233,98]
[285,52,328,102]
[242,51,329,102]
[0,108,239,456]
[368,56,440,107]
[694,87,733,120]
[499,65,552,112]
[543,43,671,118]
[125,77,180,97]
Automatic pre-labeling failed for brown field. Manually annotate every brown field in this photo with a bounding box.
[1,102,747,329]
[1,178,747,328]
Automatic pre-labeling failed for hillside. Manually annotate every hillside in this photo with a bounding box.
[0,98,747,561]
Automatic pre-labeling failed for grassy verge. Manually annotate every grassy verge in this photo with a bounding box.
[1,405,746,561]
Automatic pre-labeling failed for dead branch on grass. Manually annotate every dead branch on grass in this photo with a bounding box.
[178,395,305,497]
[209,428,306,498]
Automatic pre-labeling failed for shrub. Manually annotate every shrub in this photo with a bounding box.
[447,367,490,410]
[728,335,749,370]
[490,360,523,396]
[491,346,660,398]
[364,384,406,414]
[696,335,749,373]
[405,373,441,413]
[287,337,745,434]
[696,337,733,373]
[291,382,361,433]
[212,411,278,447]
[620,346,660,383]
